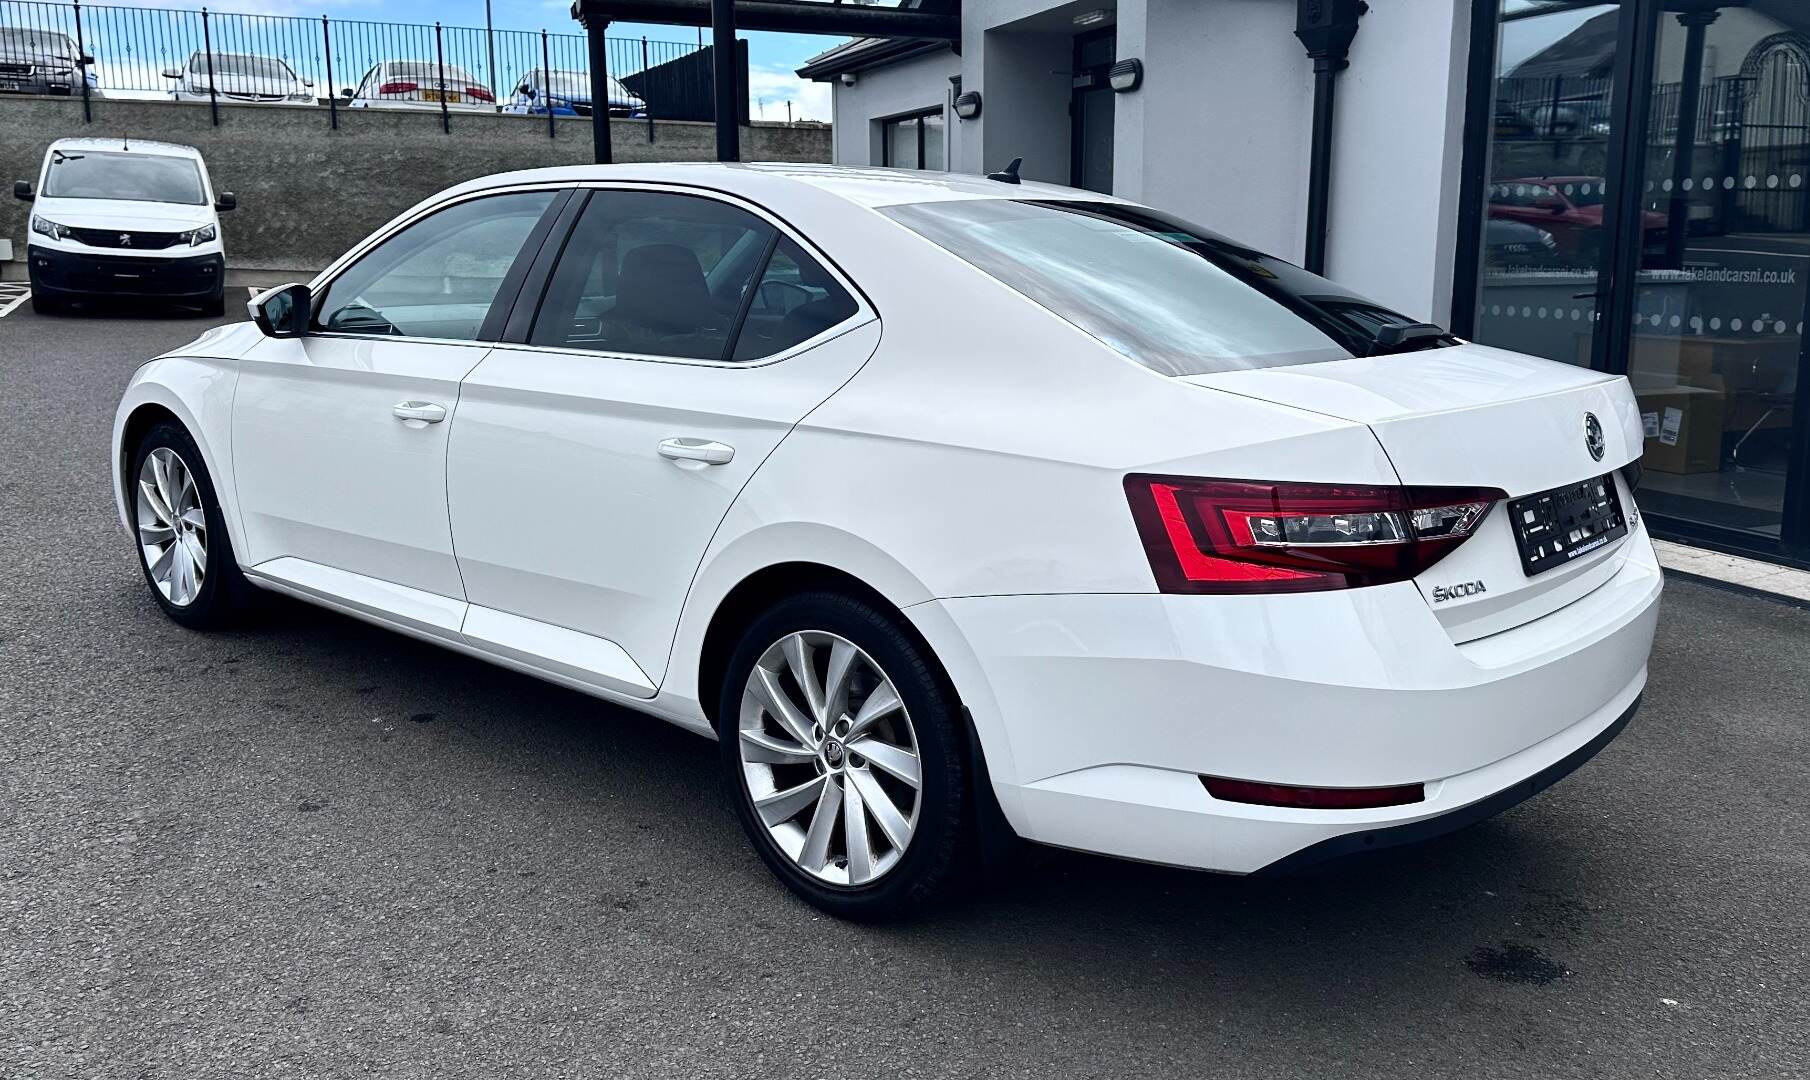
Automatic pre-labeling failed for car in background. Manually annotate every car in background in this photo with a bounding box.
[1484,218,1558,268]
[13,138,235,316]
[503,68,644,118]
[0,26,96,97]
[342,60,495,112]
[1489,176,1667,262]
[162,50,315,105]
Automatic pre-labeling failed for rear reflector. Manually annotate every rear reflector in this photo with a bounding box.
[1202,775,1426,810]
[1124,474,1506,594]
[466,86,496,103]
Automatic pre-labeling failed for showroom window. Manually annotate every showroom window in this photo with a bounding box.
[881,109,945,171]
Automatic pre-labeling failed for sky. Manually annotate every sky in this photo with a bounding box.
[70,0,839,120]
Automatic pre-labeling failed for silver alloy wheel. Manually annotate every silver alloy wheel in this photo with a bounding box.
[737,630,922,886]
[135,446,208,607]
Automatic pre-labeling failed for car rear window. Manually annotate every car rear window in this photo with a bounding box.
[42,149,206,206]
[881,199,1443,377]
[391,61,479,83]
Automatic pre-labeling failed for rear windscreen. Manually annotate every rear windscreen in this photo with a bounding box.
[882,199,1445,376]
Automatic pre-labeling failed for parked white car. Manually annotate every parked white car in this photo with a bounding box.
[14,138,235,315]
[111,164,1660,919]
[162,50,315,105]
[342,60,494,111]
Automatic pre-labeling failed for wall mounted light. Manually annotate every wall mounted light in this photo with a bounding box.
[839,72,857,87]
[954,90,982,120]
[1108,58,1143,93]
[1073,9,1109,27]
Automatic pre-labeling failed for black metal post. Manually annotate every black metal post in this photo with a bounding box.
[323,15,337,129]
[541,29,556,140]
[1717,77,1748,233]
[1664,8,1719,269]
[434,22,451,134]
[1293,0,1366,276]
[485,0,498,107]
[642,36,655,143]
[586,20,613,163]
[710,0,738,161]
[72,0,90,123]
[202,7,219,127]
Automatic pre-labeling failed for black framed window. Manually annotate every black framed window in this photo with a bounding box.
[881,109,945,171]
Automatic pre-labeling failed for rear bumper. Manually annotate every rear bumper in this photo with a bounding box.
[29,245,224,300]
[913,526,1662,873]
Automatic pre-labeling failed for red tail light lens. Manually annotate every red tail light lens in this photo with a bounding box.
[377,81,418,95]
[1202,775,1425,809]
[1124,474,1505,594]
[466,86,495,103]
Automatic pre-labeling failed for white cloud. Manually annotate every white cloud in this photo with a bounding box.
[746,64,829,123]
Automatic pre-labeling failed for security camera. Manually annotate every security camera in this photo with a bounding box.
[839,72,857,87]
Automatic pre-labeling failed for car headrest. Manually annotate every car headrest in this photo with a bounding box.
[615,243,709,336]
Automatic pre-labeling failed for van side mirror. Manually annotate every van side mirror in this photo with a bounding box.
[250,283,310,338]
[80,53,95,66]
[214,192,237,212]
[13,180,33,202]
[161,66,181,79]
[518,84,533,97]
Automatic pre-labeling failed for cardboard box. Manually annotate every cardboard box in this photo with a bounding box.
[1630,378,1727,474]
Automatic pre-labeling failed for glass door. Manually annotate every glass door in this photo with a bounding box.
[1621,1,1810,546]
[1471,2,1624,369]
[1070,28,1116,195]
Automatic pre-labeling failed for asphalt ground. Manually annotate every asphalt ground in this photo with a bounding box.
[3,300,1808,1079]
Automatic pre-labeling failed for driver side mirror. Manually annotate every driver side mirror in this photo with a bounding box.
[13,180,33,202]
[339,87,354,99]
[250,282,310,338]
[161,66,181,79]
[79,53,95,66]
[518,84,534,97]
[214,191,237,212]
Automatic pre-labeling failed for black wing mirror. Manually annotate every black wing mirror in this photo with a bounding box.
[339,87,354,98]
[79,53,95,66]
[518,84,534,97]
[214,191,237,212]
[250,283,311,338]
[13,180,33,202]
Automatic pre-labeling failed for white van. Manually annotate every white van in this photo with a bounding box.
[12,138,235,315]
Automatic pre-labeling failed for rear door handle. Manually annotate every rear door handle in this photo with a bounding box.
[658,437,735,465]
[392,401,447,425]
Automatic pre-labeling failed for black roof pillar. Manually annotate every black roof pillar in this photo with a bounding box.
[711,0,739,161]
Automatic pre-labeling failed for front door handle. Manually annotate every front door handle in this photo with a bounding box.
[658,437,735,465]
[392,401,447,426]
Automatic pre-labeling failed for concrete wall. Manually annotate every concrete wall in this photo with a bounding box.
[1,95,830,273]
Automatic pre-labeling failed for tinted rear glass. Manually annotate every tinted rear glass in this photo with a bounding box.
[42,150,206,205]
[192,52,297,80]
[391,62,478,83]
[882,199,1442,376]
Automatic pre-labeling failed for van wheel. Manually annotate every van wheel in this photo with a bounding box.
[718,591,971,921]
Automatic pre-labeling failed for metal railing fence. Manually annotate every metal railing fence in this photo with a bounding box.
[0,0,718,135]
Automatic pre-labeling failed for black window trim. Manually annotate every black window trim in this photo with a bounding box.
[493,180,876,368]
[879,106,943,171]
[303,182,573,345]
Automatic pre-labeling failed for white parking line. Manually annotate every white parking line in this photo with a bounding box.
[0,284,30,318]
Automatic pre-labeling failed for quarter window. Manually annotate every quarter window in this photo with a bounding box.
[730,237,860,360]
[312,190,556,341]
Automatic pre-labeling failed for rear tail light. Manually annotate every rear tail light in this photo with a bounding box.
[377,81,418,95]
[466,86,495,103]
[1202,775,1425,809]
[1124,475,1506,594]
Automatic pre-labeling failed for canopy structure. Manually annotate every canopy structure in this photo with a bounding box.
[571,0,960,162]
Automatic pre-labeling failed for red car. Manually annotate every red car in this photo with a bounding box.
[1489,176,1667,261]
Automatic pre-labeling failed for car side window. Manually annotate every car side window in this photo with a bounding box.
[313,191,556,341]
[729,236,859,361]
[529,190,778,361]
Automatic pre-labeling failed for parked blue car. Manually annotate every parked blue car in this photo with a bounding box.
[502,68,645,118]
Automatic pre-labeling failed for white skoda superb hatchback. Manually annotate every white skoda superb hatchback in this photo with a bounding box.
[113,164,1661,919]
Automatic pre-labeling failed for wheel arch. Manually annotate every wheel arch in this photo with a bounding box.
[112,357,246,558]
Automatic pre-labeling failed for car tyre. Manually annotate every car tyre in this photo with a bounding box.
[129,421,253,630]
[718,591,971,921]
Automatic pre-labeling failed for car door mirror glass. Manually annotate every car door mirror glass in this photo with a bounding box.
[251,283,310,338]
[340,87,354,98]
[13,180,33,202]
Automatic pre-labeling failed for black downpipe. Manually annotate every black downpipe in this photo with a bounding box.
[1294,0,1368,276]
[711,0,739,162]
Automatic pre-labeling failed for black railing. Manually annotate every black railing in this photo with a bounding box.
[0,0,722,135]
